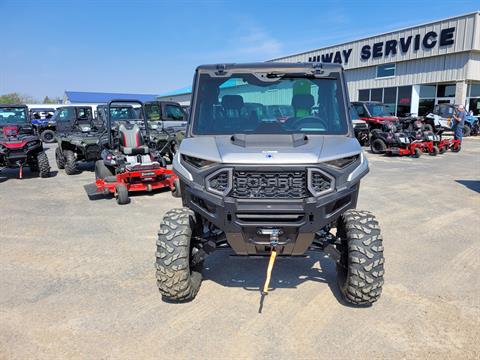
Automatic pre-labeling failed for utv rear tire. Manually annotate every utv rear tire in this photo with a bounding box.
[40,130,56,143]
[115,184,130,205]
[370,138,387,154]
[95,160,113,180]
[336,210,384,305]
[462,124,471,137]
[36,151,51,178]
[64,150,79,175]
[55,148,65,169]
[155,208,202,302]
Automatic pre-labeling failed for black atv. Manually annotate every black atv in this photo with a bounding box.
[55,106,106,175]
[0,105,50,178]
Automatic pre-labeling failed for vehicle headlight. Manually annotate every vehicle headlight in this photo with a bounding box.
[347,153,369,183]
[323,155,359,169]
[182,154,216,168]
[25,140,40,148]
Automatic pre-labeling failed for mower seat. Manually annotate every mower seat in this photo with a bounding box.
[118,124,149,155]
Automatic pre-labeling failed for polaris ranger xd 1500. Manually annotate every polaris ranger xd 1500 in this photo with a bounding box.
[155,63,384,305]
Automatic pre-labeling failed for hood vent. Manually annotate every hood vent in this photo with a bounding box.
[230,133,308,148]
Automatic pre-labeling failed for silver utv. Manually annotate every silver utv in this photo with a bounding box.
[155,62,384,305]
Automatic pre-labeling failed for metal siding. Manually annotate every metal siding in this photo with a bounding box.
[272,12,479,71]
[346,53,471,101]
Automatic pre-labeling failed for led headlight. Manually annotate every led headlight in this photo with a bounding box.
[25,140,40,149]
[182,154,216,168]
[347,153,369,183]
[324,155,359,169]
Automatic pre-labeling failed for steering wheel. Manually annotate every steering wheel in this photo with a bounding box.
[291,116,328,130]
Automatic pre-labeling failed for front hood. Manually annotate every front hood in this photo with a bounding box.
[179,134,361,164]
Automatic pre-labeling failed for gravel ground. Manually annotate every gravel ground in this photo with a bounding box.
[0,138,479,359]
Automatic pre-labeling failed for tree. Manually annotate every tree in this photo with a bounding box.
[0,92,37,104]
[0,93,23,104]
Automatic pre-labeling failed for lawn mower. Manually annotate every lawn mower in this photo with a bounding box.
[369,121,424,157]
[93,100,179,205]
[0,105,50,178]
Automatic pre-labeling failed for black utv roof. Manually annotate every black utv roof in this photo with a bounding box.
[196,62,344,73]
[0,104,28,109]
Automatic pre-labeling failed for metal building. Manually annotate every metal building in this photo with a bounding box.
[159,11,480,116]
[271,11,480,116]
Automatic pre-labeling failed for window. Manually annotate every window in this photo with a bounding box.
[370,88,383,102]
[354,104,368,117]
[468,84,480,98]
[358,89,369,101]
[165,105,186,121]
[383,87,397,115]
[396,86,412,117]
[376,63,396,78]
[56,107,75,122]
[437,84,455,97]
[419,85,436,98]
[419,99,435,116]
[192,72,348,135]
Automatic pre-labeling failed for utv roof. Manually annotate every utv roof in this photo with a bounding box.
[196,62,343,72]
[0,104,28,109]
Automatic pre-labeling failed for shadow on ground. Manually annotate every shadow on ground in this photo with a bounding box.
[0,168,58,182]
[455,179,480,193]
[201,250,357,307]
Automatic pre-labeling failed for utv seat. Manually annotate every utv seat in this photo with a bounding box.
[291,94,314,118]
[118,124,149,155]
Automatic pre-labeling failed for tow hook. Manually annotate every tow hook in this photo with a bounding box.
[260,228,280,295]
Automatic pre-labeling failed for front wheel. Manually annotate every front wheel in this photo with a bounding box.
[155,208,203,302]
[36,151,51,178]
[429,145,439,156]
[115,184,130,205]
[336,210,384,305]
[55,148,65,169]
[64,150,79,175]
[411,147,421,158]
[370,138,387,154]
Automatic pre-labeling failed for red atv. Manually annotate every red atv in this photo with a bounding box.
[351,101,398,133]
[0,105,50,178]
[93,100,179,205]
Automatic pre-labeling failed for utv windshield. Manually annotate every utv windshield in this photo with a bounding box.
[0,107,28,125]
[366,104,392,117]
[109,106,138,121]
[191,72,348,135]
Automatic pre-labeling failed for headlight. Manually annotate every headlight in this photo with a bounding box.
[324,155,359,169]
[25,140,40,148]
[182,154,216,168]
[347,153,369,183]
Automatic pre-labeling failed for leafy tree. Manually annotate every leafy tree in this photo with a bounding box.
[0,92,37,104]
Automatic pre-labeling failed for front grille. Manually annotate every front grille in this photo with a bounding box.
[85,144,100,160]
[232,170,307,199]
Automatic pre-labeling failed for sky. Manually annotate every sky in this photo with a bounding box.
[1,0,479,100]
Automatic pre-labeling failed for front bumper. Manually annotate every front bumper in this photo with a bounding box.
[183,175,360,256]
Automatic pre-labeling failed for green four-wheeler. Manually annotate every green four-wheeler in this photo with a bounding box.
[55,106,106,175]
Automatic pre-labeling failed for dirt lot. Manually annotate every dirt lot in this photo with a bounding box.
[1,139,479,359]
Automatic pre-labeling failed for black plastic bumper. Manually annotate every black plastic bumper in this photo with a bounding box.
[184,182,360,255]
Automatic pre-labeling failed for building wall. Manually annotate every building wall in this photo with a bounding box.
[272,12,479,69]
[346,52,471,101]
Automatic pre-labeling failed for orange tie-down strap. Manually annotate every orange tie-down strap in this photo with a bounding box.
[262,249,278,295]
